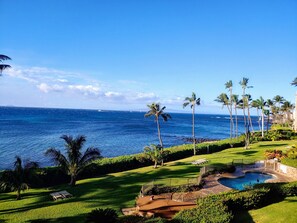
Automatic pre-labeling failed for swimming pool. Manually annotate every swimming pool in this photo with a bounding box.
[218,172,275,190]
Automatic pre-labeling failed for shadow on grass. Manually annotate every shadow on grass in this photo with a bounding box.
[235,150,258,156]
[25,214,85,223]
[0,162,226,222]
[232,210,255,223]
[258,143,288,148]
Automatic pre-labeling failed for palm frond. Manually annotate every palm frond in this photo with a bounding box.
[0,54,11,61]
[183,102,190,108]
[45,148,69,170]
[78,147,101,170]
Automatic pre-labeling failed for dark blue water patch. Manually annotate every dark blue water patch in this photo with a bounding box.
[0,107,261,169]
[218,172,275,190]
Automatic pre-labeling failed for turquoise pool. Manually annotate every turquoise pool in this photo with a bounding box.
[218,172,275,190]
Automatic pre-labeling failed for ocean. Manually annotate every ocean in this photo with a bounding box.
[0,106,258,169]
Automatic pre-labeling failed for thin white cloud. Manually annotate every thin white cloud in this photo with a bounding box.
[68,85,101,96]
[4,65,190,109]
[37,83,64,93]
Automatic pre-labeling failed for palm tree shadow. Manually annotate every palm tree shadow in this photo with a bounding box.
[232,211,255,223]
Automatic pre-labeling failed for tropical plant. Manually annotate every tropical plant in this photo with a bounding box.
[215,92,236,139]
[144,103,171,148]
[291,77,297,86]
[45,135,101,186]
[0,54,11,74]
[239,77,253,149]
[225,80,234,139]
[265,99,274,132]
[0,156,38,200]
[85,208,118,223]
[252,97,266,137]
[183,92,201,155]
[231,94,239,138]
[144,144,164,168]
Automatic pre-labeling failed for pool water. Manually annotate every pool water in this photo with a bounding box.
[218,172,274,190]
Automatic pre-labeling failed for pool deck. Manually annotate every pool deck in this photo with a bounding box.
[201,166,297,196]
[123,165,296,219]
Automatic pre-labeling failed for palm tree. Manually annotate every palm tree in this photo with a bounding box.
[0,54,11,74]
[225,80,234,139]
[0,156,38,200]
[183,92,201,155]
[215,93,234,138]
[291,77,297,86]
[45,135,101,186]
[144,144,163,168]
[239,77,253,149]
[252,97,266,137]
[281,101,294,124]
[144,103,171,148]
[231,94,240,137]
[265,99,274,132]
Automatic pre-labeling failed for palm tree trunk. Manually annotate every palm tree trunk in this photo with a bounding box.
[227,105,233,139]
[69,174,76,186]
[192,106,196,155]
[248,106,254,133]
[156,117,164,165]
[230,88,233,139]
[235,105,238,137]
[156,117,163,147]
[16,188,21,200]
[266,113,270,133]
[154,160,157,168]
[261,110,264,138]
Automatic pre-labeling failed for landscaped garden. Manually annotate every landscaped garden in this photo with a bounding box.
[0,139,296,223]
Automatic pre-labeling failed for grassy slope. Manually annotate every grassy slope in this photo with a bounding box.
[0,140,296,223]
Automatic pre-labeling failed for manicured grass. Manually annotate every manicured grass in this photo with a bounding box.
[0,140,296,223]
[234,197,297,223]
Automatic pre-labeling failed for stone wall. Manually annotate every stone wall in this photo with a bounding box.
[276,163,297,179]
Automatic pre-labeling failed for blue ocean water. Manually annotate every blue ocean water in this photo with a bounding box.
[0,107,258,169]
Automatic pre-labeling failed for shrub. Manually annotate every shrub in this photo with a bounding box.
[264,149,283,160]
[173,200,232,223]
[85,208,118,223]
[254,182,297,197]
[118,216,167,223]
[286,146,297,159]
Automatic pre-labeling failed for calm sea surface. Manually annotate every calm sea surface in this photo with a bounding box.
[0,107,258,169]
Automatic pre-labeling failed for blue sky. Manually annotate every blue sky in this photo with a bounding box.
[0,0,296,114]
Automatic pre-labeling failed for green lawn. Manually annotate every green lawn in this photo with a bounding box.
[0,140,296,223]
[234,197,297,223]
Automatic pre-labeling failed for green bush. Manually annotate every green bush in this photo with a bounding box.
[173,200,232,223]
[254,182,297,197]
[30,137,245,187]
[85,208,118,223]
[206,188,271,211]
[118,216,167,223]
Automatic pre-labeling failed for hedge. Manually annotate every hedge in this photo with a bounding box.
[172,200,232,223]
[173,182,297,223]
[12,137,245,188]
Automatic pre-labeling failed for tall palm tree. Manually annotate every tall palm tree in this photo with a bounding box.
[231,94,240,137]
[281,100,294,123]
[252,97,266,137]
[265,99,274,132]
[273,95,285,124]
[144,144,163,168]
[225,80,234,139]
[183,92,201,155]
[239,77,253,149]
[144,103,171,148]
[45,135,101,186]
[0,156,38,200]
[0,54,11,74]
[215,93,234,139]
